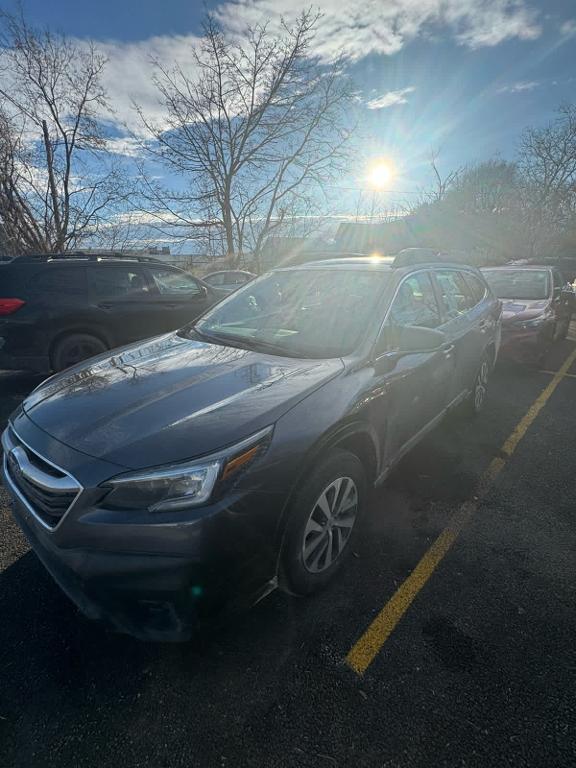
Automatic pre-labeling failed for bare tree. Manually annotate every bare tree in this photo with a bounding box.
[428,150,461,203]
[519,104,576,253]
[443,160,519,214]
[138,10,354,266]
[0,107,47,253]
[0,9,132,254]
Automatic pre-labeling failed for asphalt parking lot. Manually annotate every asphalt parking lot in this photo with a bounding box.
[1,340,576,768]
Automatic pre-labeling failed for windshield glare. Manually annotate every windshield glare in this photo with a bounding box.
[483,269,550,300]
[189,268,389,358]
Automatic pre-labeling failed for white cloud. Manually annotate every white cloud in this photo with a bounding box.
[104,136,145,157]
[560,19,576,38]
[215,0,541,62]
[94,34,201,136]
[83,1,541,140]
[496,80,539,94]
[366,87,416,110]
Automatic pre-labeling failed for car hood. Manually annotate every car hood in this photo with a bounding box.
[501,298,551,323]
[23,333,343,469]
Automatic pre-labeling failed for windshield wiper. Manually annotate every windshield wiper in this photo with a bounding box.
[184,326,306,357]
[182,327,253,350]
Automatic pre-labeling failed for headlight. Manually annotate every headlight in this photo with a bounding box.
[512,314,548,329]
[101,426,272,512]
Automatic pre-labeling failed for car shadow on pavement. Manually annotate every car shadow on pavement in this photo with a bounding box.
[0,552,156,699]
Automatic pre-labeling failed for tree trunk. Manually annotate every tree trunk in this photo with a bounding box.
[42,119,63,251]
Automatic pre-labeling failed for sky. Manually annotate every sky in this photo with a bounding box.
[13,0,576,211]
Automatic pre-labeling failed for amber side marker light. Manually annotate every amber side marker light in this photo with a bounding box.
[221,445,261,480]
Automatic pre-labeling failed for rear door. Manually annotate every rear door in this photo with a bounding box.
[373,270,456,464]
[1,265,88,363]
[87,265,158,345]
[432,269,487,401]
[27,266,89,354]
[144,265,213,331]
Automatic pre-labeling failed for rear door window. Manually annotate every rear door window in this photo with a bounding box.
[88,266,149,299]
[435,269,477,321]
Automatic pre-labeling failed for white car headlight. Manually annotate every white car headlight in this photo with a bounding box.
[102,426,273,512]
[518,314,548,328]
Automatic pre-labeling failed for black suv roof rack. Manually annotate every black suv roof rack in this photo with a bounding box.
[9,252,168,264]
[391,248,466,268]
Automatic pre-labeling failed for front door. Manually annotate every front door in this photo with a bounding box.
[371,271,456,468]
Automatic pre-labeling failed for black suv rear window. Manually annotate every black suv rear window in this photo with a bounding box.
[30,267,87,294]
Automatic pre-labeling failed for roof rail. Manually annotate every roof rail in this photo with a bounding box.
[9,252,168,264]
[392,248,464,268]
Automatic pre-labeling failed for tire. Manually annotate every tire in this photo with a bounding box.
[280,449,366,596]
[52,333,108,372]
[556,317,570,341]
[462,352,491,417]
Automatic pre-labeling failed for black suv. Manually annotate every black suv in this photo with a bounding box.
[2,255,501,640]
[0,254,219,371]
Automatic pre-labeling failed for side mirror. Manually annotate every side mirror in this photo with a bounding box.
[395,325,447,352]
[377,325,447,357]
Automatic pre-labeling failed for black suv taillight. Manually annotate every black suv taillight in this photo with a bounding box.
[0,298,26,316]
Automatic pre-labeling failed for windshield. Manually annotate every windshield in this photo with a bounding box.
[482,269,550,300]
[187,268,389,358]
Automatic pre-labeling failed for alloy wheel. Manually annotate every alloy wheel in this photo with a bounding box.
[62,341,101,367]
[301,476,359,573]
[474,360,490,411]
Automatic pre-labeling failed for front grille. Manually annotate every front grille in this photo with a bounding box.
[2,426,81,529]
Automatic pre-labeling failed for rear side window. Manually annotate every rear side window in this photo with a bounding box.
[88,267,149,299]
[388,272,442,329]
[435,270,477,321]
[30,267,87,295]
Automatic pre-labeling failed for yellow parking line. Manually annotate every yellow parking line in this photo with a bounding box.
[539,370,576,380]
[346,347,576,676]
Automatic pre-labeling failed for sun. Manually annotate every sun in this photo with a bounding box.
[367,159,396,190]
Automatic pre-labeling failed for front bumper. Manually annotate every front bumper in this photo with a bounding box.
[499,323,552,363]
[2,416,285,641]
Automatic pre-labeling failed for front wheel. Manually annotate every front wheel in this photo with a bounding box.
[555,316,571,341]
[280,449,366,596]
[463,352,491,417]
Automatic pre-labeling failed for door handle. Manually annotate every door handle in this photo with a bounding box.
[98,302,114,310]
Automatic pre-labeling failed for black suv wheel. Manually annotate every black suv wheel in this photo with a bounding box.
[52,333,108,371]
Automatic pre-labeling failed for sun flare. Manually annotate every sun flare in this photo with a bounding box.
[366,160,396,190]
